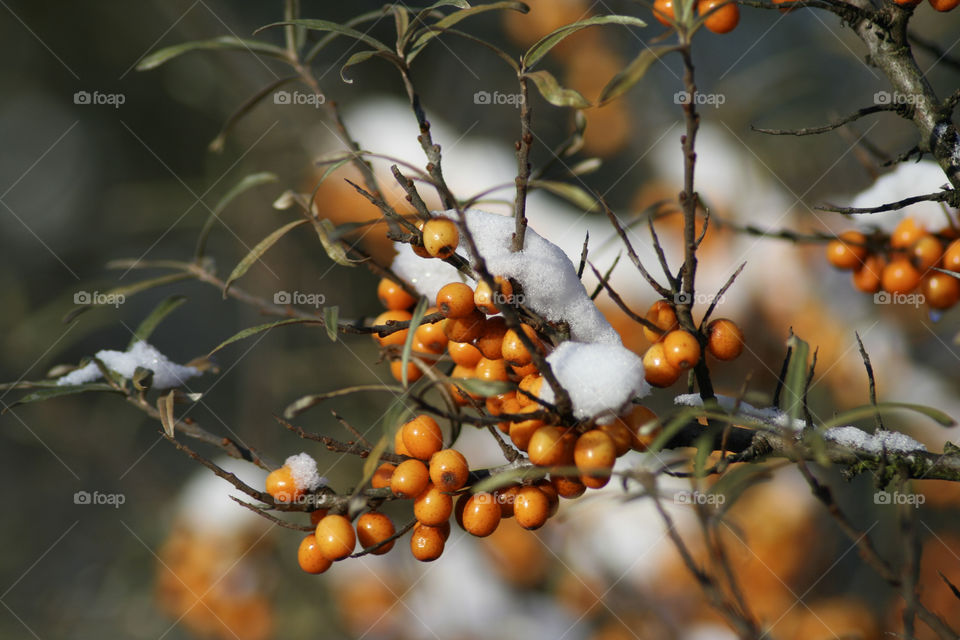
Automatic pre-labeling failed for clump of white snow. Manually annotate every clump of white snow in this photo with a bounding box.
[824,425,927,454]
[56,340,201,389]
[284,452,326,492]
[539,341,650,421]
[391,242,462,303]
[674,393,807,432]
[846,160,956,232]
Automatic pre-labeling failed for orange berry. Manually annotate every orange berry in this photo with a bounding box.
[511,362,539,378]
[390,359,422,383]
[620,405,660,451]
[462,492,502,537]
[597,420,633,457]
[391,459,430,498]
[410,522,445,561]
[528,426,574,467]
[574,430,616,489]
[309,508,329,527]
[663,330,702,370]
[449,364,476,406]
[265,466,299,503]
[414,311,448,353]
[923,272,960,309]
[894,0,922,5]
[643,300,678,343]
[475,316,508,360]
[422,218,460,259]
[373,310,412,347]
[653,0,675,25]
[826,230,868,270]
[475,357,510,383]
[377,277,417,310]
[356,511,396,555]
[425,520,451,542]
[495,485,520,518]
[394,427,412,457]
[371,463,396,489]
[485,391,516,416]
[414,484,454,526]
[315,514,356,560]
[402,415,444,460]
[891,217,924,249]
[514,486,551,530]
[443,309,486,343]
[448,340,483,367]
[643,342,682,387]
[501,324,543,367]
[911,234,943,272]
[413,220,432,258]
[705,318,744,361]
[517,374,544,407]
[537,481,560,517]
[929,0,960,11]
[881,258,921,294]
[698,0,739,33]
[551,474,586,499]
[298,534,333,574]
[943,239,960,272]
[852,254,886,294]
[429,448,470,492]
[474,277,514,314]
[436,282,476,318]
[509,405,545,451]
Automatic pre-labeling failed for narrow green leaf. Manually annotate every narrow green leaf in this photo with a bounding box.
[304,8,393,63]
[599,45,678,105]
[449,377,515,397]
[311,218,363,267]
[209,76,299,152]
[137,37,287,71]
[530,179,597,211]
[128,296,187,349]
[693,432,712,480]
[196,172,279,259]
[470,465,547,494]
[821,402,956,431]
[323,306,339,342]
[132,367,154,392]
[523,15,646,70]
[410,1,529,51]
[407,27,519,70]
[223,219,308,296]
[109,272,195,299]
[207,318,323,356]
[340,50,390,83]
[361,400,413,485]
[401,298,430,387]
[283,385,405,419]
[782,334,810,428]
[524,70,590,108]
[3,384,121,412]
[157,390,176,437]
[261,19,391,53]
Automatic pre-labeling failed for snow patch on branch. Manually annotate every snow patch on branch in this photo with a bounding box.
[824,425,927,454]
[56,341,201,389]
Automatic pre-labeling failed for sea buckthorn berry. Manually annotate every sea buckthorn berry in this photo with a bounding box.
[429,448,469,492]
[705,318,744,361]
[390,360,422,383]
[454,493,470,529]
[475,316,508,360]
[929,0,960,11]
[309,509,329,527]
[411,340,440,364]
[424,520,451,542]
[474,277,514,314]
[698,0,739,33]
[891,217,924,249]
[881,257,921,294]
[893,0,922,5]
[462,492,502,537]
[410,523,445,561]
[373,310,412,347]
[911,234,943,272]
[443,310,486,343]
[475,357,510,383]
[495,485,520,518]
[852,254,886,294]
[514,486,551,530]
[265,466,299,503]
[402,415,444,460]
[509,405,545,451]
[772,0,798,10]
[377,278,417,310]
[448,341,483,367]
[298,534,333,574]
[486,391,516,416]
[643,300,679,343]
[536,481,560,517]
[413,220,432,258]
[315,514,356,561]
[391,459,430,498]
[597,420,633,457]
[575,430,617,489]
[826,230,868,270]
[922,272,960,310]
[517,374,544,407]
[414,311,448,353]
[414,484,453,527]
[449,367,475,407]
[356,511,396,555]
[422,218,460,259]
[528,426,574,467]
[943,239,960,272]
[371,463,396,489]
[663,330,702,371]
[498,395,523,432]
[511,362,539,378]
[643,343,682,387]
[436,282,476,318]
[653,0,675,25]
[501,324,543,367]
[621,405,660,451]
[394,428,412,457]
[551,474,587,499]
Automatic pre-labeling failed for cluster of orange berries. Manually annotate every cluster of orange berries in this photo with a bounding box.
[894,0,959,11]
[640,300,744,388]
[826,217,960,310]
[653,0,740,34]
